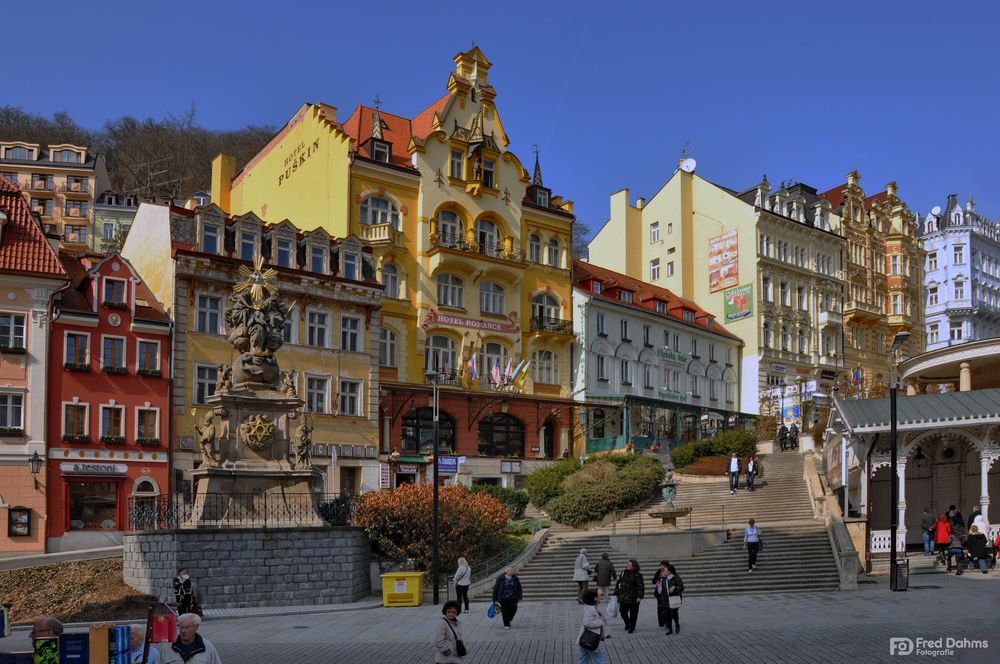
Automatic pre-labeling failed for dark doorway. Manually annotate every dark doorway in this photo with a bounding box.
[542,418,557,458]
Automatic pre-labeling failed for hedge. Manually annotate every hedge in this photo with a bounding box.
[542,455,665,527]
[670,429,758,468]
[524,457,578,508]
[471,483,529,519]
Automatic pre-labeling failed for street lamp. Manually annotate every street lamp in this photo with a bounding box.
[28,451,43,475]
[889,330,910,592]
[425,369,442,605]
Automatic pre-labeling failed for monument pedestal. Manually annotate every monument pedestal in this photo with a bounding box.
[187,466,324,528]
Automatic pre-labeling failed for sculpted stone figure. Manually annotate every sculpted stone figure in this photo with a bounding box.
[224,288,294,386]
[281,370,297,397]
[216,364,233,394]
[294,417,313,470]
[194,409,219,467]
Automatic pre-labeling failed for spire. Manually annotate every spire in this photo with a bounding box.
[370,95,384,140]
[532,144,543,187]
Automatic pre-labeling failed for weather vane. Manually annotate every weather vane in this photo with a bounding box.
[234,254,279,308]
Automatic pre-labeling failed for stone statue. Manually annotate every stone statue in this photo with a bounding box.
[281,370,297,397]
[224,275,294,386]
[294,417,313,470]
[217,364,233,394]
[193,409,219,468]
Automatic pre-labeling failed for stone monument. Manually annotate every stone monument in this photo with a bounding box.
[187,256,323,527]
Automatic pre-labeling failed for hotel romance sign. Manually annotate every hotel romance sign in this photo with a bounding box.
[422,309,519,333]
[656,347,688,367]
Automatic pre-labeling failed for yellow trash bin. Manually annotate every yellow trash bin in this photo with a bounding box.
[381,571,426,607]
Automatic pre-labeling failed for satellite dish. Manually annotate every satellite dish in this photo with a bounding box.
[931,206,942,216]
[679,158,697,173]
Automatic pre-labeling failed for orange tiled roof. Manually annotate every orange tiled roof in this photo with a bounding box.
[0,177,67,279]
[819,183,889,211]
[412,94,452,139]
[574,260,741,342]
[341,105,414,168]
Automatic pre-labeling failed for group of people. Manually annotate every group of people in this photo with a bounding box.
[726,452,762,493]
[924,505,996,575]
[776,423,799,452]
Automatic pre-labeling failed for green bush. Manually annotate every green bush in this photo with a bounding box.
[544,454,665,527]
[524,458,578,508]
[562,459,617,490]
[671,429,758,468]
[471,483,529,519]
[505,517,550,535]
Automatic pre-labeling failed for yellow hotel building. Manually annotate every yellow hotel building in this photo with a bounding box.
[210,48,578,485]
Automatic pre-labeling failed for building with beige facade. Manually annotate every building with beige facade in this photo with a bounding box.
[0,142,109,250]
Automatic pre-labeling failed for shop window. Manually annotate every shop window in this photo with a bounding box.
[402,406,456,454]
[68,481,118,531]
[477,413,525,457]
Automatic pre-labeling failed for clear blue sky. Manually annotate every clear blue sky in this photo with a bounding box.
[7,0,1000,233]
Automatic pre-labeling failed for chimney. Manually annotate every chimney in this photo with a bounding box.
[635,197,646,209]
[885,181,898,199]
[44,225,61,254]
[211,153,236,213]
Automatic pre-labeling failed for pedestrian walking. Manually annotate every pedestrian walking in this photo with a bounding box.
[130,625,157,664]
[434,600,466,663]
[789,423,799,450]
[661,564,684,635]
[727,452,741,493]
[613,559,644,634]
[651,560,670,627]
[746,454,759,492]
[491,566,523,630]
[744,518,762,572]
[777,424,789,452]
[173,567,193,615]
[158,614,222,664]
[933,513,951,564]
[970,506,987,535]
[593,553,617,602]
[948,505,965,530]
[574,548,591,604]
[964,525,989,574]
[920,508,936,556]
[947,528,966,575]
[577,588,611,664]
[454,557,471,613]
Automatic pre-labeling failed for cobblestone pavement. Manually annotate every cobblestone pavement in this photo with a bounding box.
[6,574,999,662]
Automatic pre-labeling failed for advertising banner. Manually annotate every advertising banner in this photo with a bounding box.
[708,231,739,293]
[723,283,753,321]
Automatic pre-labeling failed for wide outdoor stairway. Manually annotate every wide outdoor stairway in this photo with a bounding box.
[517,452,842,599]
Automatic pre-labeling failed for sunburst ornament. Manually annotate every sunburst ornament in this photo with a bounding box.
[234,254,279,308]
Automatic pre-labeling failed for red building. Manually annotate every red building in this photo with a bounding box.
[46,252,170,552]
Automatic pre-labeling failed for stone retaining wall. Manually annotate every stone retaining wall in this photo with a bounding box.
[123,527,370,609]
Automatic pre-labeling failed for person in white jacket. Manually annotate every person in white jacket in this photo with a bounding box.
[574,548,591,604]
[156,614,222,664]
[453,557,472,613]
[577,588,611,664]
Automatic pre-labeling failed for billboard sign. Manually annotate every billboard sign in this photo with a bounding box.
[723,283,753,321]
[708,231,739,293]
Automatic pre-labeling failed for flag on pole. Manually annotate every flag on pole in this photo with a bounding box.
[505,358,514,382]
[511,358,527,381]
[491,362,502,385]
[443,357,450,377]
[467,354,478,380]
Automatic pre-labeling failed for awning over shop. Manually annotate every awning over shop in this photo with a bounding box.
[834,387,1000,435]
[394,455,429,463]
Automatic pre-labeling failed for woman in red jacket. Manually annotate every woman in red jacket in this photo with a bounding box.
[933,513,952,565]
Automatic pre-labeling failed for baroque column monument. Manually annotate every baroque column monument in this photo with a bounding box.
[187,255,323,527]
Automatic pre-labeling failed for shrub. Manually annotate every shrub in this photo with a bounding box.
[505,517,549,535]
[524,458,578,508]
[670,429,758,469]
[544,454,664,527]
[471,483,529,519]
[352,484,508,571]
[562,460,617,490]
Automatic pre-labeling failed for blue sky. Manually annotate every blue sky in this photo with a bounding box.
[7,0,999,233]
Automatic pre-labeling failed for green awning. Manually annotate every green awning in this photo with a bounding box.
[835,388,1000,434]
[395,455,428,463]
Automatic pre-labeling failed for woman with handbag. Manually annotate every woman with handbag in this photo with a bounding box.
[434,600,466,663]
[613,559,644,634]
[661,564,684,635]
[491,566,523,630]
[577,588,611,664]
[453,557,472,613]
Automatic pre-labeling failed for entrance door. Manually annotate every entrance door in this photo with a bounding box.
[340,466,358,495]
[541,419,556,459]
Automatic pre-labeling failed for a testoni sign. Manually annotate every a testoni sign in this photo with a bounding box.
[60,462,128,476]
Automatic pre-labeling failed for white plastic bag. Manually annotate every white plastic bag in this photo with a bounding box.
[607,596,619,617]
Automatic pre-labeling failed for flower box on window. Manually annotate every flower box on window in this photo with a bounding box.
[0,344,26,355]
[102,366,129,375]
[64,362,91,372]
[136,437,161,447]
[0,427,25,437]
[100,435,126,445]
[102,300,130,310]
[136,368,162,378]
[62,434,92,443]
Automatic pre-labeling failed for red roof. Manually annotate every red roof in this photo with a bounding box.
[412,94,452,139]
[0,178,67,279]
[341,105,414,168]
[574,260,740,342]
[819,183,889,211]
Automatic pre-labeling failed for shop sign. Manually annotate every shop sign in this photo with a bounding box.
[708,231,739,293]
[723,283,753,321]
[397,464,418,474]
[659,388,687,402]
[438,457,459,474]
[278,139,321,187]
[657,347,688,366]
[796,368,812,375]
[820,370,837,380]
[60,462,127,476]
[771,363,786,373]
[422,309,519,333]
[379,463,390,489]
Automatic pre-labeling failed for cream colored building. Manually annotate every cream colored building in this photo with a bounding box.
[589,165,847,422]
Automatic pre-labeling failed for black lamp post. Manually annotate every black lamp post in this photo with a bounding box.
[28,451,43,475]
[889,330,910,592]
[426,370,442,604]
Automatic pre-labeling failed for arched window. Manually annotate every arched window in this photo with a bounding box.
[780,326,790,351]
[762,321,773,348]
[481,342,510,384]
[797,328,808,354]
[402,406,455,454]
[479,281,505,314]
[437,274,464,307]
[382,264,399,299]
[531,293,559,321]
[378,327,396,367]
[529,234,541,263]
[478,413,525,457]
[547,239,560,267]
[438,210,463,246]
[360,196,400,229]
[533,349,557,384]
[477,219,499,256]
[425,335,456,375]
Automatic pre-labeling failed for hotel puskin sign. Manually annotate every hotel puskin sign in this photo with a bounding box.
[278,139,321,187]
[708,231,739,293]
[724,283,753,321]
[422,309,519,333]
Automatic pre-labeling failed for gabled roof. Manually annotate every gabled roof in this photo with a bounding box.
[412,93,453,139]
[55,251,170,324]
[341,105,415,168]
[835,388,1000,434]
[0,177,67,279]
[574,260,740,342]
[818,184,848,209]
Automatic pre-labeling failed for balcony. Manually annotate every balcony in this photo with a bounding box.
[429,233,527,266]
[818,309,842,327]
[359,222,405,249]
[61,180,90,195]
[530,315,573,335]
[844,299,883,323]
[819,353,839,367]
[30,180,54,192]
[887,313,913,328]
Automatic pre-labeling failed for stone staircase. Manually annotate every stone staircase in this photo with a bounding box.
[515,452,842,599]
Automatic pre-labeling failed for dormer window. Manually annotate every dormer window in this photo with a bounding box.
[592,282,602,294]
[310,244,327,273]
[3,146,32,160]
[618,290,633,304]
[371,141,390,163]
[343,251,359,280]
[275,237,294,268]
[202,223,220,254]
[535,189,549,207]
[125,196,136,207]
[103,279,126,306]
[240,230,257,261]
[52,149,80,163]
[682,310,695,322]
[655,301,667,314]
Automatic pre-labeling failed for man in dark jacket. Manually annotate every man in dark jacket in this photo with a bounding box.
[789,424,799,450]
[614,559,644,634]
[777,425,789,452]
[920,508,936,556]
[651,560,670,627]
[491,567,523,630]
[593,553,617,601]
[948,505,965,530]
[965,525,989,574]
